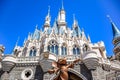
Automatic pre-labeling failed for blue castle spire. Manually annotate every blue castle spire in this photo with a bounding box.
[107,15,120,38]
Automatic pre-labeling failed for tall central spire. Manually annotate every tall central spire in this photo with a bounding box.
[48,6,50,17]
[62,0,64,10]
[57,0,66,23]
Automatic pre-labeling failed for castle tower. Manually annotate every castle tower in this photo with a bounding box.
[57,1,66,30]
[0,45,5,61]
[108,16,120,60]
[44,6,51,31]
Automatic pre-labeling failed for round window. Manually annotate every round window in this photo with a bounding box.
[25,70,31,78]
[21,68,33,79]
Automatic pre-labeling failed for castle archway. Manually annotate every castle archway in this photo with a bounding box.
[50,69,87,80]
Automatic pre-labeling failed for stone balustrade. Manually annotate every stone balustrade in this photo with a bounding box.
[17,56,40,63]
[3,54,81,64]
[58,55,81,62]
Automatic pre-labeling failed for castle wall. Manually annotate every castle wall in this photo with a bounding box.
[0,63,96,80]
[0,64,44,80]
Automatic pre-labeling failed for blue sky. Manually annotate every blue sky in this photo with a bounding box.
[0,0,120,56]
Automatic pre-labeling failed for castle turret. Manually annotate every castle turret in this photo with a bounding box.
[44,6,51,31]
[108,16,120,60]
[83,51,99,70]
[2,55,16,72]
[57,1,66,30]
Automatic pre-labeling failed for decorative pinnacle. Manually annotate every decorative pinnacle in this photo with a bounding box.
[15,37,20,46]
[73,14,76,26]
[36,24,38,29]
[87,34,91,42]
[48,6,50,16]
[73,14,78,27]
[73,14,75,22]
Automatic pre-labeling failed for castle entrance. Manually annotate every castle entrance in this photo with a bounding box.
[68,72,83,80]
[51,69,87,80]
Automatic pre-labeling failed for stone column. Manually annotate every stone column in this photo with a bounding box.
[63,46,65,55]
[59,44,62,55]
[80,46,83,59]
[69,46,72,55]
[44,44,48,52]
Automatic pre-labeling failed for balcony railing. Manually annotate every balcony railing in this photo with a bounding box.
[58,55,81,61]
[17,56,40,63]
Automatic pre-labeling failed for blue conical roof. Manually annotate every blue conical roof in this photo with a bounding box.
[107,15,120,38]
[32,26,40,40]
[53,20,59,34]
[47,27,52,35]
[72,23,81,37]
[111,22,120,38]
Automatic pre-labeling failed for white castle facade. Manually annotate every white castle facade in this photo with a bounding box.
[0,3,120,80]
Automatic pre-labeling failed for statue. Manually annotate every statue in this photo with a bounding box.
[48,58,80,80]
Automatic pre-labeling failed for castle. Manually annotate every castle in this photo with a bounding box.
[0,2,120,80]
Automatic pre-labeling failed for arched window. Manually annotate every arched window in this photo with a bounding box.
[48,45,50,51]
[73,45,80,55]
[47,40,58,55]
[29,47,37,56]
[55,45,58,55]
[33,50,36,56]
[30,50,33,56]
[51,45,54,53]
[61,44,67,55]
[83,44,89,52]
